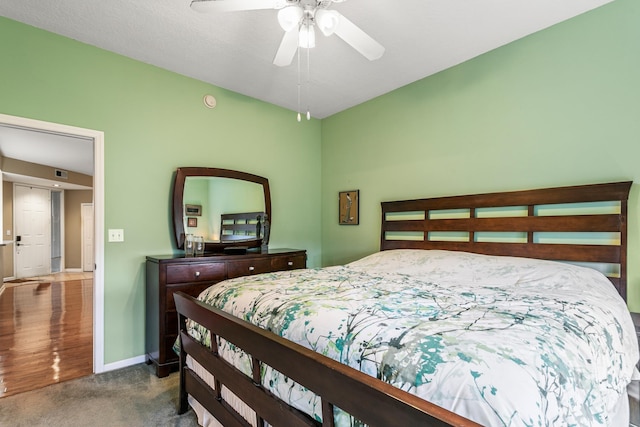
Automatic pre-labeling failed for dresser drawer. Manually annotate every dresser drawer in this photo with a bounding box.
[166,282,215,311]
[166,262,226,284]
[227,258,273,278]
[271,254,306,271]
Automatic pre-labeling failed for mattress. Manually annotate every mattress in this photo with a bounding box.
[182,249,640,426]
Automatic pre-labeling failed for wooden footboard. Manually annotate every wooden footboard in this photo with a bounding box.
[174,291,481,427]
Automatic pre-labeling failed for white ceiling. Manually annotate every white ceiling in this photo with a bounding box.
[0,124,93,190]
[0,0,612,121]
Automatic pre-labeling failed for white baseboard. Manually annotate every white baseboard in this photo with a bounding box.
[0,283,4,297]
[64,268,83,273]
[100,354,147,373]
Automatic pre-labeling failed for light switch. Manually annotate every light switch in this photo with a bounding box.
[108,229,124,242]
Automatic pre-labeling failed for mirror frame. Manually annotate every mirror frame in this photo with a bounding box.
[172,167,271,253]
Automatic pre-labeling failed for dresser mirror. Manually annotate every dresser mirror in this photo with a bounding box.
[172,167,271,253]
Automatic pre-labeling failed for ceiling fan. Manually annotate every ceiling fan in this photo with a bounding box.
[190,0,385,67]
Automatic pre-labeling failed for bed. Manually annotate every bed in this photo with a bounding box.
[174,181,639,426]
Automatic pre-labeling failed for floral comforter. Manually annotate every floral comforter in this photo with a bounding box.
[186,250,639,426]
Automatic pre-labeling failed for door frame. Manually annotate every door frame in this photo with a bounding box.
[81,202,94,272]
[0,113,105,373]
[51,189,65,274]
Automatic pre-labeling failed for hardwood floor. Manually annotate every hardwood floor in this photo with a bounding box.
[0,273,93,398]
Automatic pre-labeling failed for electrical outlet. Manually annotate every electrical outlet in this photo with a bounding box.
[108,229,124,242]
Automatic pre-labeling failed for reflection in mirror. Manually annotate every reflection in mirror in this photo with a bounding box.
[183,177,265,242]
[172,167,271,253]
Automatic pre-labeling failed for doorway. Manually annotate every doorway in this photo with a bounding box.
[13,187,68,277]
[14,184,52,279]
[0,113,105,373]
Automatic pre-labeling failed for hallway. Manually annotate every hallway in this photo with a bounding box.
[0,273,93,398]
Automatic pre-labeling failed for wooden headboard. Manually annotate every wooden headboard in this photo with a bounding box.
[381,181,632,300]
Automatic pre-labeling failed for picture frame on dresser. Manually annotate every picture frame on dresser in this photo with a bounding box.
[184,204,202,216]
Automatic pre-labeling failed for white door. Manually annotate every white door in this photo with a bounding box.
[81,203,94,272]
[15,185,51,278]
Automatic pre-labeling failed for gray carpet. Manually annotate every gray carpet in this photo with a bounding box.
[0,363,199,427]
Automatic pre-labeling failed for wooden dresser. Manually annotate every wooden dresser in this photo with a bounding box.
[145,248,306,377]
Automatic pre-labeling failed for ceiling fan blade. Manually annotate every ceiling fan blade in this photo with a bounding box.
[273,29,299,67]
[191,0,285,13]
[333,12,385,61]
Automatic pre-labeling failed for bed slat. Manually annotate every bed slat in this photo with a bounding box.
[383,214,622,232]
[185,368,251,427]
[182,331,319,427]
[382,241,621,263]
[384,181,631,211]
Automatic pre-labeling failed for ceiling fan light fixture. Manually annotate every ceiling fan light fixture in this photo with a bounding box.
[298,24,316,48]
[315,9,340,36]
[277,6,303,32]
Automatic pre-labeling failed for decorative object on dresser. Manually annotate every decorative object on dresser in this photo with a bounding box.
[184,204,202,216]
[145,248,306,377]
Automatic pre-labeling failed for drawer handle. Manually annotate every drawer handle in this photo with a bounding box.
[248,266,255,271]
[194,271,201,277]
[287,261,293,266]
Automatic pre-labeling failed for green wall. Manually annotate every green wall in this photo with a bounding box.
[321,0,640,311]
[0,17,322,364]
[1,0,639,366]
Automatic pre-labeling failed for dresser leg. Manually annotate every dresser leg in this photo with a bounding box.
[156,364,172,378]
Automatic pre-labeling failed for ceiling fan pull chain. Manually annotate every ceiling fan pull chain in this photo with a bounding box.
[297,43,302,122]
[306,43,311,120]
